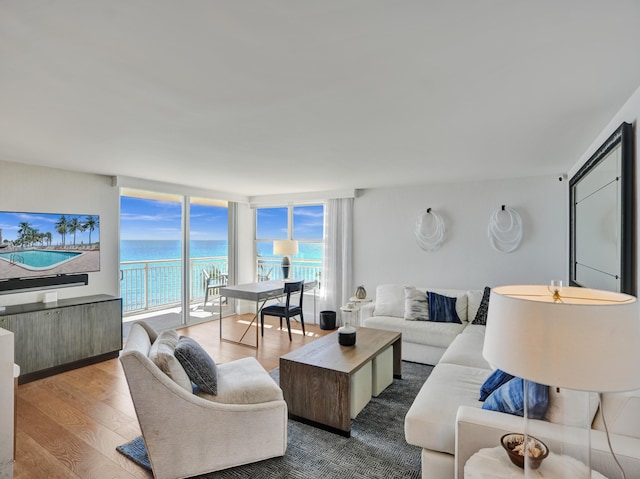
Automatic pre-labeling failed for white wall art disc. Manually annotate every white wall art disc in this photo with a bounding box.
[415,209,446,251]
[488,207,522,253]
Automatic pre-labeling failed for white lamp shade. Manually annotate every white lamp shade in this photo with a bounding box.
[483,285,640,392]
[273,239,298,256]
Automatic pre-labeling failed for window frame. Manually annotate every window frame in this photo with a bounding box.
[255,203,324,286]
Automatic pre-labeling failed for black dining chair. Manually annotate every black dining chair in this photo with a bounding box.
[260,281,305,341]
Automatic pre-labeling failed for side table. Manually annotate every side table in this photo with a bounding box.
[340,305,359,326]
[465,446,607,478]
[340,297,373,327]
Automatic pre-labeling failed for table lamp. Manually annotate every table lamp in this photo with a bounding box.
[483,284,640,477]
[273,240,298,280]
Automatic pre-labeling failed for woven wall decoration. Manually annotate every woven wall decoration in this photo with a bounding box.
[488,206,522,253]
[415,208,446,251]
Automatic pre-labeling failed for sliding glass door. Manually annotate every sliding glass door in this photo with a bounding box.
[120,189,231,331]
[120,192,183,330]
[188,197,232,324]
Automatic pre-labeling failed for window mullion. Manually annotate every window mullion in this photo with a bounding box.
[181,195,190,325]
[288,206,293,239]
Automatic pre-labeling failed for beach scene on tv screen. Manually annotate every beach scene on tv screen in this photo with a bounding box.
[0,211,100,280]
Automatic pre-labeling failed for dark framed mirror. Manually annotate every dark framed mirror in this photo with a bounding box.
[569,122,634,294]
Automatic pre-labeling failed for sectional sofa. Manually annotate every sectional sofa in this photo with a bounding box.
[361,285,640,479]
[360,285,484,365]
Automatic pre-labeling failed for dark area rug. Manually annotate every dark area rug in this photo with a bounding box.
[117,361,432,479]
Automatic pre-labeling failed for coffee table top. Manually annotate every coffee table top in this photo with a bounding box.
[280,327,401,375]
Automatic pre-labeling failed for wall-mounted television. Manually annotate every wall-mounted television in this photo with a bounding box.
[0,211,100,293]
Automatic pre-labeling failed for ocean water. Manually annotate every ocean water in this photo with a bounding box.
[256,242,322,261]
[121,240,322,262]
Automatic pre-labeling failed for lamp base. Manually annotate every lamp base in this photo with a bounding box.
[281,256,291,279]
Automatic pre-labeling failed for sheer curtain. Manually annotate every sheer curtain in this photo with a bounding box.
[322,198,353,325]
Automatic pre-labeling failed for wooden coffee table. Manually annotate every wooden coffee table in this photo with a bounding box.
[279,327,401,436]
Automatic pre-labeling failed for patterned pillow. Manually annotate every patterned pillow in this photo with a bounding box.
[404,287,429,321]
[472,286,491,325]
[427,291,462,323]
[175,337,218,395]
[479,368,514,401]
[148,330,192,392]
[482,377,549,419]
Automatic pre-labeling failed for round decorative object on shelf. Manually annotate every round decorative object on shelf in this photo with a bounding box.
[488,206,522,253]
[415,209,446,251]
[501,433,548,470]
[355,285,367,299]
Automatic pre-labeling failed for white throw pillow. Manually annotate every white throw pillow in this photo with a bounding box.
[544,387,599,427]
[374,284,407,318]
[592,390,640,438]
[466,289,485,323]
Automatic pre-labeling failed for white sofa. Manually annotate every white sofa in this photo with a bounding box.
[363,285,640,479]
[361,285,485,365]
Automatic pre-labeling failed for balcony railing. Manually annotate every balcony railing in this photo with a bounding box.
[120,256,322,315]
[120,256,228,315]
[256,258,322,286]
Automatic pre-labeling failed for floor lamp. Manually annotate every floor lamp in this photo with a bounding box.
[273,240,298,280]
[483,284,640,478]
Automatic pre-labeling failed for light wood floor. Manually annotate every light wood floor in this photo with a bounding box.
[13,314,332,479]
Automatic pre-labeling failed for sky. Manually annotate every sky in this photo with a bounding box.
[0,211,100,245]
[120,196,229,241]
[121,198,323,241]
[257,205,324,239]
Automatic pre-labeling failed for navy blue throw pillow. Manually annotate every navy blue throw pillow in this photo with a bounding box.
[427,291,462,323]
[482,377,549,419]
[479,369,514,401]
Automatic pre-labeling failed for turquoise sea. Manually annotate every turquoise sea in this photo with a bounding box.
[121,240,228,262]
[120,240,322,262]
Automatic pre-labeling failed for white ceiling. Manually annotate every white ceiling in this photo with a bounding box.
[2,1,640,198]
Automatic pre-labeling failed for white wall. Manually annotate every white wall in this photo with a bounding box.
[236,203,255,286]
[0,160,120,306]
[569,83,640,294]
[353,175,566,294]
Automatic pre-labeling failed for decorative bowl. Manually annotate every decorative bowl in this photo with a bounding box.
[501,433,549,469]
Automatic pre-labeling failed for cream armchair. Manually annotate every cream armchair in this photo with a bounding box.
[120,323,287,479]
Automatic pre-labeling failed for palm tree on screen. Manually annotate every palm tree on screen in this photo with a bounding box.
[17,221,32,247]
[68,217,85,246]
[84,215,99,246]
[56,215,68,247]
